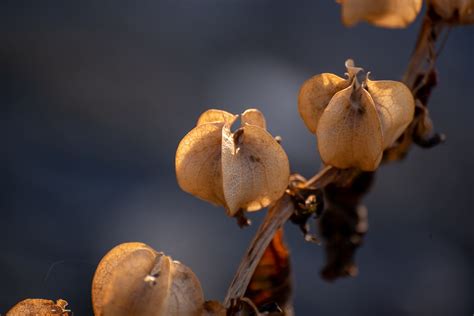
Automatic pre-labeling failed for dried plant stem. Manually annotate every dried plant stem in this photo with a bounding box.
[223,195,294,308]
[224,167,345,307]
[225,7,450,311]
[403,9,446,92]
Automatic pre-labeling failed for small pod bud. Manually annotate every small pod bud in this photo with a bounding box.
[299,59,415,171]
[175,109,290,216]
[92,242,204,316]
[337,0,422,28]
[7,298,70,316]
[429,0,474,24]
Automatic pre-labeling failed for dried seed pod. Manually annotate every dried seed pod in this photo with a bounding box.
[7,298,70,316]
[299,59,415,171]
[92,242,204,316]
[202,301,227,316]
[176,109,290,216]
[429,0,474,24]
[337,0,422,28]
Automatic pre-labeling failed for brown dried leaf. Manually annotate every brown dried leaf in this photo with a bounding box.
[7,298,70,316]
[366,79,415,148]
[92,242,204,316]
[298,73,350,134]
[245,228,292,313]
[317,84,384,171]
[338,0,422,28]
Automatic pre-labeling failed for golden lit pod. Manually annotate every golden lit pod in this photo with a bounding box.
[176,109,290,217]
[429,0,474,24]
[92,242,204,316]
[7,298,70,316]
[337,0,422,28]
[299,59,415,171]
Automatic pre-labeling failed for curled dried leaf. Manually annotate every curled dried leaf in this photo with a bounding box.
[176,109,290,217]
[92,242,204,316]
[298,59,415,171]
[429,0,474,24]
[337,0,422,28]
[7,298,70,316]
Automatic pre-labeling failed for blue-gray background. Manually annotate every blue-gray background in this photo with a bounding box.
[1,1,473,315]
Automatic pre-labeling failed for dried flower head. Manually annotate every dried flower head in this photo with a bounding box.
[337,0,422,28]
[176,109,290,217]
[92,242,204,316]
[429,0,474,24]
[298,59,415,171]
[7,298,70,316]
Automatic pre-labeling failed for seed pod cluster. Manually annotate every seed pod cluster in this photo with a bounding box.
[92,242,204,316]
[7,299,70,316]
[337,0,422,28]
[429,0,474,24]
[298,59,415,171]
[176,109,290,216]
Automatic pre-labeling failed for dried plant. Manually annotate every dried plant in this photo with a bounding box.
[6,1,473,315]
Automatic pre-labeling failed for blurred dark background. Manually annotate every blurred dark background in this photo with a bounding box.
[1,1,473,315]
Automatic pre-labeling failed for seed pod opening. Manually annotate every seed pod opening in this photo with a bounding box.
[337,0,422,28]
[7,298,70,316]
[298,59,415,171]
[176,109,290,216]
[92,242,204,316]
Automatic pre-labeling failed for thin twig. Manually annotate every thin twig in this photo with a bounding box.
[225,6,451,310]
[224,195,294,307]
[224,167,344,307]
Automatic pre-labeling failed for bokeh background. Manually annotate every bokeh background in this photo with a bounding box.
[1,1,473,315]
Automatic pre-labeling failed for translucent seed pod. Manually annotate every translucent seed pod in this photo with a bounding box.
[7,298,70,316]
[176,109,290,216]
[337,0,422,28]
[92,242,204,316]
[298,59,415,171]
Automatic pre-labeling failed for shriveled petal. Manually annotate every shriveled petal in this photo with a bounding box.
[340,0,422,28]
[366,79,415,148]
[196,109,236,126]
[241,108,267,129]
[298,73,349,134]
[221,124,290,215]
[317,85,383,171]
[175,122,226,207]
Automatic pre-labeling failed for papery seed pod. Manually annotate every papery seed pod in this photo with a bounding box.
[429,0,474,24]
[202,301,227,316]
[337,0,422,28]
[299,59,415,171]
[92,242,204,316]
[7,298,70,316]
[176,109,290,216]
